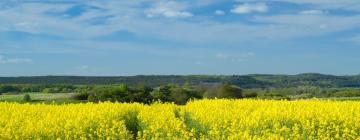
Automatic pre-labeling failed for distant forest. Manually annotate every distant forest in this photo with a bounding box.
[1,73,360,88]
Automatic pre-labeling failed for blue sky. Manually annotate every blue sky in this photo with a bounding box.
[0,0,360,76]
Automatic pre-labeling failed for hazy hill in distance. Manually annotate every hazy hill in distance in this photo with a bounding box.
[1,73,360,88]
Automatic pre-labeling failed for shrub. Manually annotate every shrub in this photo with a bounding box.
[23,94,32,102]
[243,92,258,98]
[202,90,217,99]
[71,92,89,100]
[203,84,243,99]
[42,88,50,93]
[331,89,360,97]
[87,94,96,102]
[217,84,243,99]
[151,86,172,102]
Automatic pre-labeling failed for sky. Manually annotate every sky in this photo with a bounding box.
[0,0,360,76]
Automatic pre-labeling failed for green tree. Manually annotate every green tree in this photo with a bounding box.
[204,84,243,99]
[151,85,172,102]
[42,88,50,93]
[23,94,32,102]
[217,84,243,98]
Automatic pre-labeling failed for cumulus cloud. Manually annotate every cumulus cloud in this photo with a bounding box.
[231,3,268,14]
[145,1,193,18]
[0,55,33,64]
[1,0,360,47]
[299,10,326,15]
[214,10,225,16]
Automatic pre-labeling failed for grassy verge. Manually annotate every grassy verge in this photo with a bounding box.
[0,92,85,104]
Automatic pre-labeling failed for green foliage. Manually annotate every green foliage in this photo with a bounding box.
[2,76,360,104]
[80,84,204,104]
[23,94,31,102]
[204,84,243,99]
[122,110,140,138]
[130,84,153,104]
[330,89,360,97]
[87,86,127,102]
[2,73,360,88]
[42,88,50,93]
[0,93,73,103]
[71,92,89,100]
[217,84,243,99]
[116,84,128,93]
[151,85,172,102]
[0,85,20,94]
[1,92,19,95]
[170,87,201,105]
[85,84,154,103]
[243,92,258,98]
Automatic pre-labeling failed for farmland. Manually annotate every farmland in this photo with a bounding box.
[2,0,359,139]
[1,99,360,139]
[0,93,78,103]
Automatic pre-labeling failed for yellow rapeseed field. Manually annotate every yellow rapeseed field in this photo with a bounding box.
[1,99,360,139]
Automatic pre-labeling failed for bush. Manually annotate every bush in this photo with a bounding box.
[71,92,89,100]
[42,88,50,93]
[202,90,217,99]
[203,84,243,99]
[0,85,21,94]
[218,84,243,99]
[243,92,258,98]
[87,94,96,102]
[86,86,129,102]
[170,88,192,105]
[331,89,360,97]
[259,93,291,100]
[23,94,32,102]
[151,86,172,102]
[289,93,314,99]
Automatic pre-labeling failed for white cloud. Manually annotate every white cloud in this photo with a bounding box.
[0,55,33,64]
[145,1,193,18]
[231,3,268,14]
[146,9,192,18]
[15,22,38,27]
[1,0,360,47]
[299,10,325,15]
[252,15,360,39]
[214,10,225,16]
[13,21,40,33]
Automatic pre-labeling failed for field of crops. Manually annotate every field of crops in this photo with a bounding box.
[1,99,360,139]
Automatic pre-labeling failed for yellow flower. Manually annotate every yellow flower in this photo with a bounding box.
[0,99,360,139]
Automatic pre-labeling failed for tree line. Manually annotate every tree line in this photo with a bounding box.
[1,73,360,88]
[73,83,243,105]
[3,83,360,104]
